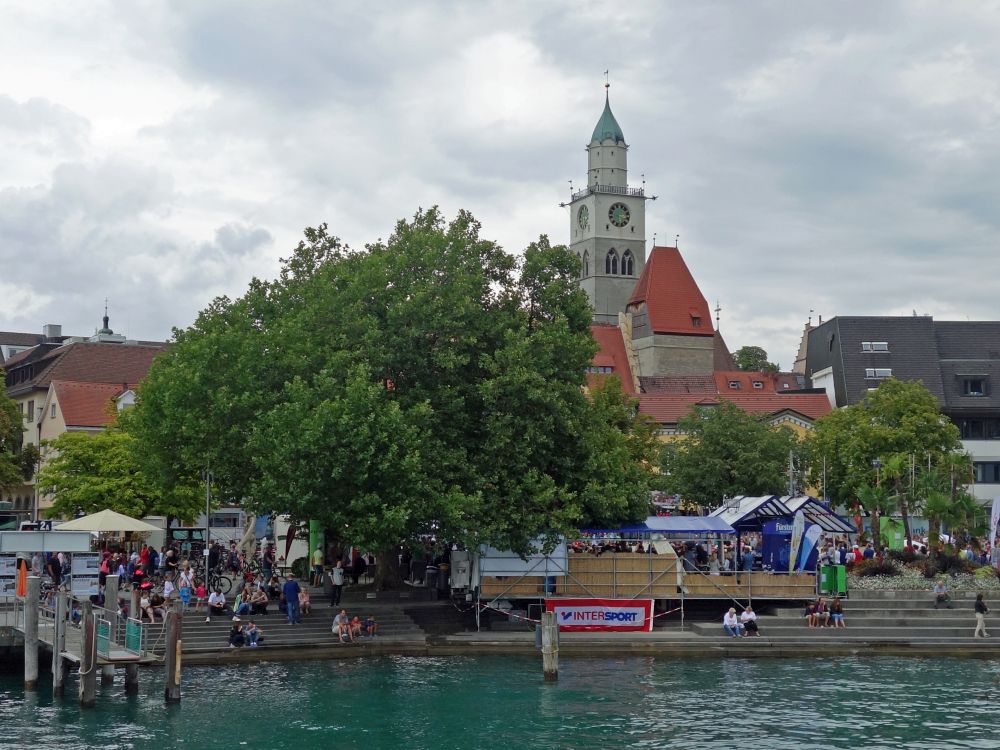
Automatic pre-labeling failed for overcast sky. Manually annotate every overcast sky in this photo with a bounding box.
[2,1,999,367]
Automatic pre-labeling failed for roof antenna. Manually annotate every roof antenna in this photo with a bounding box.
[103,298,109,331]
[675,234,680,249]
[652,232,657,249]
[808,308,814,326]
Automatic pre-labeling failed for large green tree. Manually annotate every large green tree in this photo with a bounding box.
[661,401,800,506]
[734,345,779,373]
[131,209,655,569]
[807,378,964,551]
[37,425,202,523]
[0,378,35,492]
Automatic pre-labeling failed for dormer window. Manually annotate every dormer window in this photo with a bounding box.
[861,342,889,352]
[963,377,987,397]
[865,368,892,379]
[728,380,740,390]
[752,380,764,389]
[691,316,702,328]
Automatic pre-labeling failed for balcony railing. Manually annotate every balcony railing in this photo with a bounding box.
[571,184,646,201]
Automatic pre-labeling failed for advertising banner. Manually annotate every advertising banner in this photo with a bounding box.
[0,554,15,576]
[788,511,805,573]
[71,553,101,577]
[71,576,100,597]
[798,524,823,572]
[545,598,654,632]
[991,497,1000,553]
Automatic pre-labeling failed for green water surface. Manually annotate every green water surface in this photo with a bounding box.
[2,655,998,749]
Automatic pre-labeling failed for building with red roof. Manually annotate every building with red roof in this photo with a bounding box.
[1,313,166,520]
[570,93,830,435]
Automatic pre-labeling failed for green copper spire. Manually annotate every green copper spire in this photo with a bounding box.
[591,87,625,145]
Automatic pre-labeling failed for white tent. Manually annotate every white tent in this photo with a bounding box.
[54,509,160,534]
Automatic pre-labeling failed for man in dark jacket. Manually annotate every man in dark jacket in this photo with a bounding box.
[282,574,301,625]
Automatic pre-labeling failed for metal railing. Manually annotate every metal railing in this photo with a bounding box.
[571,184,646,201]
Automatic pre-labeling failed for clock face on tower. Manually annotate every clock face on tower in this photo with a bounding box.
[577,205,590,230]
[608,202,630,227]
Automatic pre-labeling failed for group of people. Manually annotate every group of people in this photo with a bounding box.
[722,605,761,637]
[331,608,378,643]
[204,573,309,625]
[228,617,264,648]
[804,596,847,627]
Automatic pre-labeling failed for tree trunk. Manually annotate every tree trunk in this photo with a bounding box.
[899,495,913,550]
[374,546,403,592]
[871,510,882,555]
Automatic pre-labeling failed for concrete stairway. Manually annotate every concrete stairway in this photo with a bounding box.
[139,600,426,655]
[689,589,1000,643]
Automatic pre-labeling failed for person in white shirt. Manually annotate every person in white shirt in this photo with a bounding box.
[205,589,230,622]
[740,605,760,636]
[723,608,744,637]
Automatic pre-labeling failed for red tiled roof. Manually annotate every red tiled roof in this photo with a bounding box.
[639,392,832,425]
[640,375,717,394]
[714,371,779,393]
[52,381,133,427]
[9,341,165,394]
[588,324,636,395]
[627,246,714,337]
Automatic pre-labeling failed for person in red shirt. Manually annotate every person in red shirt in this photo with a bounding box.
[139,544,150,567]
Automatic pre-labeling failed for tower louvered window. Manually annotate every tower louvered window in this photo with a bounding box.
[582,250,590,278]
[621,250,634,276]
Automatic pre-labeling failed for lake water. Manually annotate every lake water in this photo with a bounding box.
[2,655,999,749]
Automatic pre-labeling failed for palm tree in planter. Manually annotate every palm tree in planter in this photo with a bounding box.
[857,483,895,555]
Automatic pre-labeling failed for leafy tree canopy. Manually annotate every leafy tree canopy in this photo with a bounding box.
[661,401,799,506]
[734,345,779,373]
[0,378,28,490]
[130,208,656,555]
[807,378,962,508]
[37,423,202,522]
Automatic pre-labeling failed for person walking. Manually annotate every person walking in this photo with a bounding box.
[283,574,302,625]
[975,593,990,638]
[329,560,345,607]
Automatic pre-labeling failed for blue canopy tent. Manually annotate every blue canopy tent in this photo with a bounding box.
[781,495,857,535]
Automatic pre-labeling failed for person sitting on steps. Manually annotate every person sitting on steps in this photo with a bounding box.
[250,586,269,615]
[206,588,230,622]
[934,578,953,609]
[245,620,263,647]
[830,596,847,627]
[228,617,245,648]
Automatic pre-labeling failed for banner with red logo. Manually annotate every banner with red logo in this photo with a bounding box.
[545,598,654,632]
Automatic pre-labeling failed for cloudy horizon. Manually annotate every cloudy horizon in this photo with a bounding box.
[2,1,999,368]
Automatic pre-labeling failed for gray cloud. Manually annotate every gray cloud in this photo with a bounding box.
[2,1,1000,367]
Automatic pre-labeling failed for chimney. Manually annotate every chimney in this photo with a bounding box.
[42,323,62,340]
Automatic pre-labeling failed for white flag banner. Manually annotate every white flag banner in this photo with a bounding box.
[799,524,823,572]
[788,510,805,573]
[990,496,1000,556]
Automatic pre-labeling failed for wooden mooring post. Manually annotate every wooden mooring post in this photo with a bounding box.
[541,611,559,682]
[52,591,67,697]
[101,575,119,686]
[24,575,40,691]
[163,599,182,704]
[78,600,97,708]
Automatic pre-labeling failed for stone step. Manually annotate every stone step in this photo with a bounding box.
[843,589,999,601]
[692,622,994,638]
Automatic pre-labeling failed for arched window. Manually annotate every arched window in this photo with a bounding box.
[605,248,618,275]
[582,250,590,278]
[621,250,634,276]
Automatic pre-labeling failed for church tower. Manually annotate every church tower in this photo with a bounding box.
[570,85,649,325]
